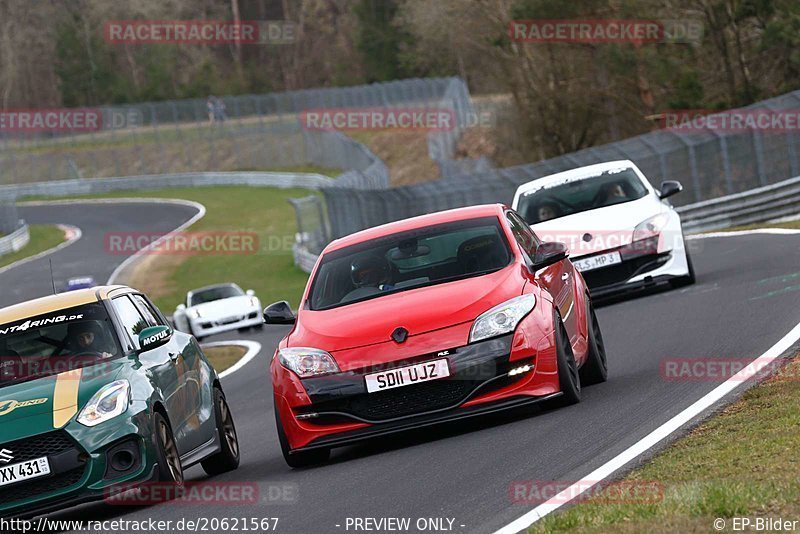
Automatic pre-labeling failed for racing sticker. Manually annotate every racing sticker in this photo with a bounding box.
[0,398,48,417]
[0,314,84,336]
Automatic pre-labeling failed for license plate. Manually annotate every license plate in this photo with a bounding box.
[365,359,450,393]
[0,457,51,487]
[573,251,622,272]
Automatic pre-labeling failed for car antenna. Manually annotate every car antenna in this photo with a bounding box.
[49,258,57,294]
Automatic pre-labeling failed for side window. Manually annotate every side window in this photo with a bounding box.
[112,296,148,350]
[131,294,163,326]
[506,211,541,257]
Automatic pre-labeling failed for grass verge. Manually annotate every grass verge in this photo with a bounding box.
[201,344,248,374]
[0,225,68,269]
[528,355,800,533]
[721,218,800,232]
[24,186,316,313]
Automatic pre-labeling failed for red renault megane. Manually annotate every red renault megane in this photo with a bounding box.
[265,204,608,467]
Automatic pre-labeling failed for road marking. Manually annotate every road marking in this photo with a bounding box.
[0,224,81,276]
[494,319,800,534]
[201,340,262,379]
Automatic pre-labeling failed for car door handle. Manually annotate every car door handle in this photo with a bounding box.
[561,273,570,281]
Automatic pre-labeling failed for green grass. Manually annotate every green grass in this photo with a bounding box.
[722,218,800,232]
[529,356,800,533]
[202,344,248,373]
[25,186,317,313]
[0,225,67,269]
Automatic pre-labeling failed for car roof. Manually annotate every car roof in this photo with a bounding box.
[514,160,640,198]
[0,285,135,325]
[324,204,508,252]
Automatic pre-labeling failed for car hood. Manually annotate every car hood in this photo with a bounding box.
[0,359,127,439]
[290,266,524,354]
[189,296,256,320]
[532,195,663,258]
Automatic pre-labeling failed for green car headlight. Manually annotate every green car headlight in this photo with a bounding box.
[78,380,131,427]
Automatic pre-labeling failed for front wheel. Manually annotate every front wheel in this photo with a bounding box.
[579,298,608,386]
[154,412,184,485]
[670,242,696,288]
[274,399,330,468]
[201,388,241,476]
[544,314,581,408]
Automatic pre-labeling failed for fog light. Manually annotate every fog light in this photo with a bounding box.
[508,364,533,376]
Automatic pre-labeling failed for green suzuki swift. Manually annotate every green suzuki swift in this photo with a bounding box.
[0,285,240,517]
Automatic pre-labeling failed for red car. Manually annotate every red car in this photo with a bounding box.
[265,204,608,467]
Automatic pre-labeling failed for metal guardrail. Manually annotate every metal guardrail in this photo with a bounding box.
[0,171,335,200]
[678,174,800,233]
[0,223,30,257]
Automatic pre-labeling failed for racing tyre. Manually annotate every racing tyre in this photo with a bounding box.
[201,388,241,475]
[670,241,696,288]
[154,412,184,485]
[274,398,330,468]
[545,314,581,408]
[579,298,608,386]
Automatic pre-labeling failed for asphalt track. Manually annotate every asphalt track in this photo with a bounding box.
[4,201,800,533]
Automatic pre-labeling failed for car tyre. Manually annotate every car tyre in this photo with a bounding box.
[670,241,696,288]
[545,314,581,408]
[154,412,184,486]
[579,298,608,386]
[274,398,330,468]
[201,388,241,476]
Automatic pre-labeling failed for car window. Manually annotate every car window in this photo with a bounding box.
[506,211,540,257]
[189,285,243,306]
[131,294,163,327]
[112,296,149,350]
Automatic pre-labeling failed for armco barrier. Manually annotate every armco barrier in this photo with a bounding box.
[0,223,30,257]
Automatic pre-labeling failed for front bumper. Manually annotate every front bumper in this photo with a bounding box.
[191,311,262,337]
[275,326,563,452]
[0,406,159,518]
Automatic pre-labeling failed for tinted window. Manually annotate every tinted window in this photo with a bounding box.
[112,296,148,350]
[131,294,162,326]
[0,303,121,387]
[189,285,243,306]
[517,167,649,224]
[506,211,540,257]
[309,216,512,310]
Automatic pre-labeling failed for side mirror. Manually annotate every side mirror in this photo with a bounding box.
[138,325,172,353]
[659,180,683,199]
[532,241,569,270]
[263,301,296,325]
[175,304,186,312]
[246,289,255,297]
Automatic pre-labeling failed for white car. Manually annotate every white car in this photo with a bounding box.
[512,160,694,298]
[173,283,263,340]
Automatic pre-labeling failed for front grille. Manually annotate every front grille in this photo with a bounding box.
[0,468,85,506]
[582,253,668,289]
[0,431,86,507]
[217,316,243,325]
[0,432,74,463]
[314,378,481,422]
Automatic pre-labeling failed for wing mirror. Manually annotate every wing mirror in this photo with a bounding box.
[175,304,186,312]
[659,180,683,199]
[138,325,172,353]
[264,301,296,325]
[532,241,569,270]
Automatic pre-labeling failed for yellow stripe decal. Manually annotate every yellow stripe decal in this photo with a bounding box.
[53,369,82,428]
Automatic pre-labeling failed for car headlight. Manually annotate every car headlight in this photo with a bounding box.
[633,213,670,241]
[77,380,130,427]
[469,294,536,343]
[249,297,259,308]
[187,308,202,319]
[278,347,340,378]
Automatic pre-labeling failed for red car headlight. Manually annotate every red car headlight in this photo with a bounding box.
[469,294,536,343]
[278,347,340,378]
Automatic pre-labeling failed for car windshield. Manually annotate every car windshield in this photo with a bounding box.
[0,303,122,388]
[517,167,649,224]
[189,285,243,306]
[308,216,512,310]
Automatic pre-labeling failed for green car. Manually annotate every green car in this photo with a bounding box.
[0,285,240,517]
